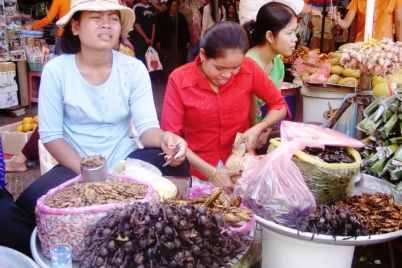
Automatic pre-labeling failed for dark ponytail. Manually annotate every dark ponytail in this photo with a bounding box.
[243,20,257,47]
[245,2,296,47]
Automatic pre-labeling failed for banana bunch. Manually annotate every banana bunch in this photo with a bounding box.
[358,96,402,191]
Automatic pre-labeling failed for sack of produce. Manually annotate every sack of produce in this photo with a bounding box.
[270,138,362,205]
[35,172,159,261]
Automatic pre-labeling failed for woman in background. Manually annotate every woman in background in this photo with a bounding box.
[244,2,297,125]
[226,3,239,23]
[25,0,71,55]
[201,0,226,35]
[156,0,190,80]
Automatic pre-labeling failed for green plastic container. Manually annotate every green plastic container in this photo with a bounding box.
[28,61,45,72]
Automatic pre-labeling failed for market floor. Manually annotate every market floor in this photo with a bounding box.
[1,82,401,268]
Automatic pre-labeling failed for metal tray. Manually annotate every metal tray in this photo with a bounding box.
[31,227,253,268]
[304,81,355,93]
[255,174,402,246]
[31,228,76,268]
[281,82,301,90]
[355,174,402,204]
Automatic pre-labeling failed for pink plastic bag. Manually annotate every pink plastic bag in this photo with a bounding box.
[280,121,364,148]
[235,121,363,227]
[236,141,316,227]
[35,172,159,261]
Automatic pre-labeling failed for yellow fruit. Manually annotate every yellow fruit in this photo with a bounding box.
[342,68,361,79]
[22,116,34,124]
[338,77,359,87]
[33,115,39,123]
[331,51,343,59]
[389,69,402,84]
[308,67,320,74]
[373,82,392,97]
[338,43,354,51]
[32,123,38,130]
[330,65,344,75]
[327,74,341,84]
[373,75,387,87]
[22,123,33,132]
[325,57,341,65]
[15,124,23,132]
[301,73,310,83]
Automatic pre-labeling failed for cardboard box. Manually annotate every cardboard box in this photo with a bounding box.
[0,121,32,155]
[0,91,18,108]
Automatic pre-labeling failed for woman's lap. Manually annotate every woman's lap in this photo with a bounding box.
[0,189,35,257]
[126,148,190,177]
[16,165,77,220]
[16,148,189,220]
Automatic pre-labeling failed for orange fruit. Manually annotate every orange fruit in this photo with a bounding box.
[32,123,38,130]
[15,124,23,132]
[22,116,34,124]
[33,115,39,123]
[22,123,33,132]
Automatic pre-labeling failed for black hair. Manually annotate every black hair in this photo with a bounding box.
[166,0,176,9]
[210,0,224,23]
[200,21,249,59]
[243,2,296,47]
[61,12,82,54]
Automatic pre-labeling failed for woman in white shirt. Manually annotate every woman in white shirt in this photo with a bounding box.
[239,0,321,25]
[201,1,226,35]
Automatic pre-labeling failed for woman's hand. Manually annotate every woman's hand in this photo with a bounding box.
[209,167,238,192]
[161,131,187,166]
[235,123,267,153]
[256,128,272,149]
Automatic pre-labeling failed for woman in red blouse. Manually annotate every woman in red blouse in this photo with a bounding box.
[161,22,288,191]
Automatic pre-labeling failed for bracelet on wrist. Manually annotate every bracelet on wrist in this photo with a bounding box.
[208,167,217,179]
[261,119,270,130]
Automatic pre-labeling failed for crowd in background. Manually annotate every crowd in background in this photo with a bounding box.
[124,0,240,81]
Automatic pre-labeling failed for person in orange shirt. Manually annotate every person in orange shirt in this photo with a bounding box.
[25,0,71,55]
[335,0,402,42]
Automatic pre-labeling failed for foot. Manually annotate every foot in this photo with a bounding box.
[5,156,28,172]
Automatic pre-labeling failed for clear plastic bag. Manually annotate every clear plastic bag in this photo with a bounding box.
[332,100,358,140]
[236,142,316,228]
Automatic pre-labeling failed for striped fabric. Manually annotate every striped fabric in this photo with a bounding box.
[0,140,7,190]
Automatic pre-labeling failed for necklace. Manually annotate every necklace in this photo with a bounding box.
[258,47,273,74]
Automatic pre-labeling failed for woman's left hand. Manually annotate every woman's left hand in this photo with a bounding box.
[234,125,264,153]
[161,131,187,166]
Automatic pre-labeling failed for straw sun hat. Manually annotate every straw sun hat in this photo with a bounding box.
[56,0,135,34]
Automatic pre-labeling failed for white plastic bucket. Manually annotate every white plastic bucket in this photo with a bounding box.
[262,228,355,268]
[301,86,349,123]
[0,245,40,268]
